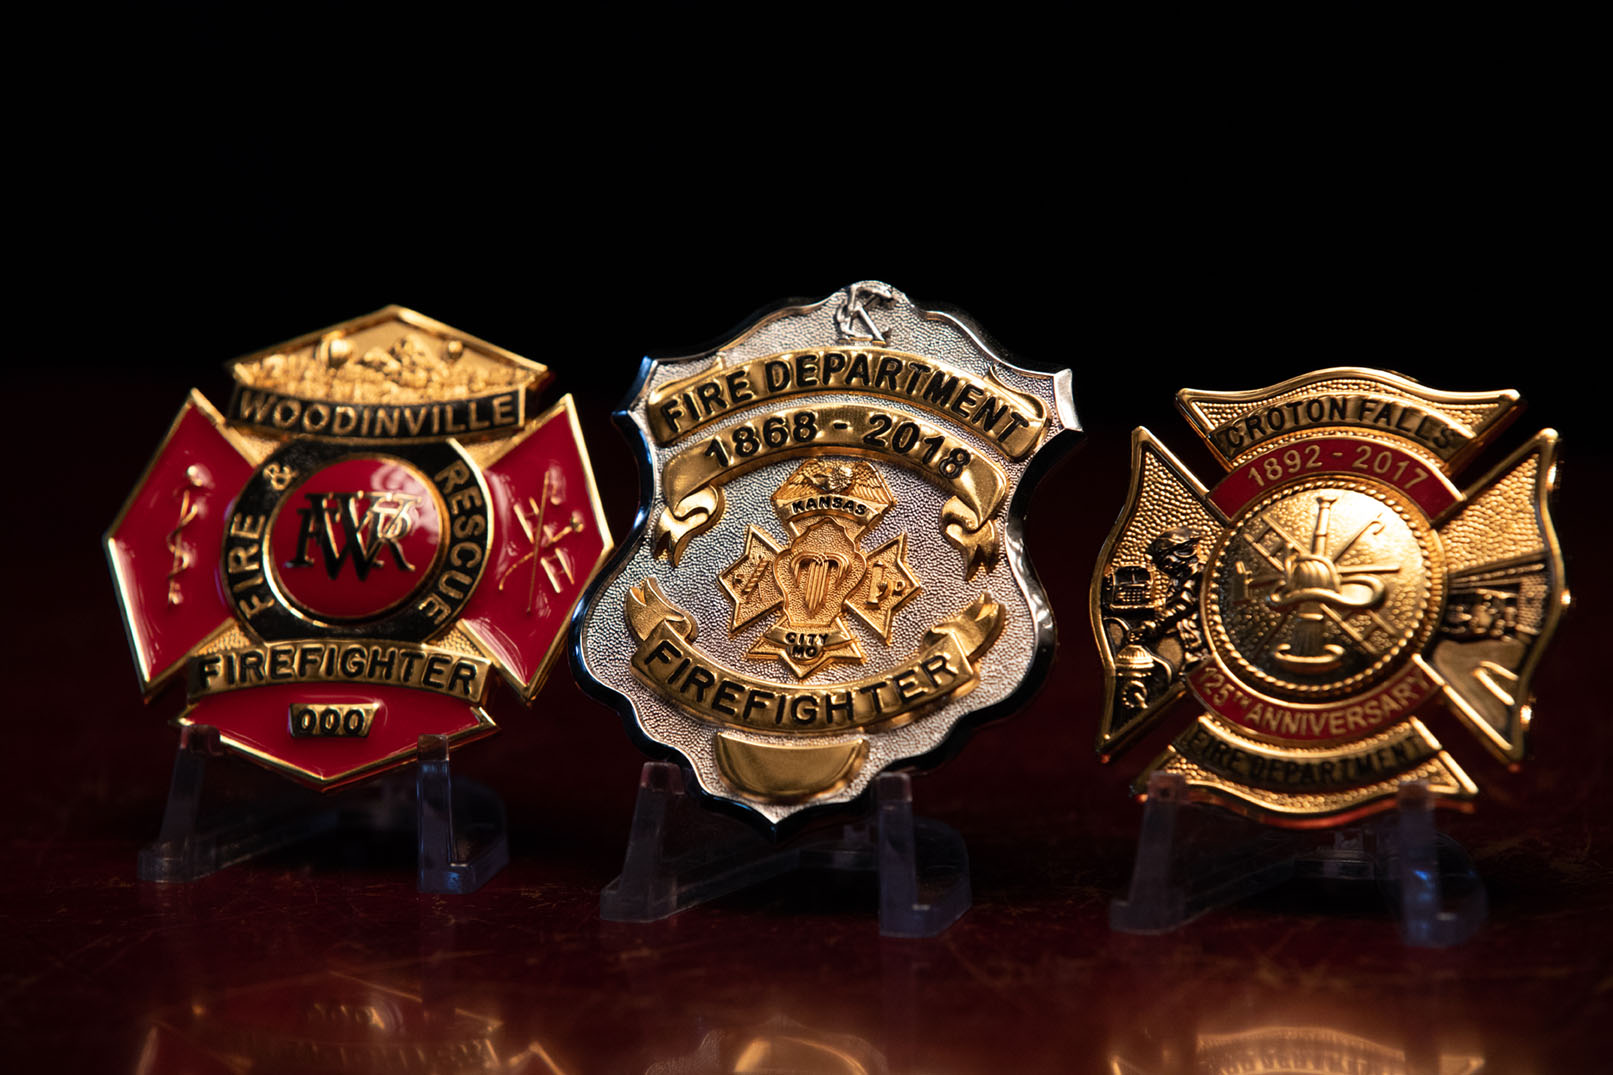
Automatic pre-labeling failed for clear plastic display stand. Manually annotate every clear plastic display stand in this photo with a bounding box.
[1110,771,1487,947]
[600,761,971,938]
[137,724,508,894]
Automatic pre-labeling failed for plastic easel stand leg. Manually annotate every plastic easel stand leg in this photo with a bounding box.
[599,762,686,920]
[600,762,799,921]
[1110,771,1303,934]
[1385,781,1487,948]
[1108,774,1487,945]
[416,734,509,895]
[1109,771,1191,932]
[599,762,972,937]
[876,772,971,938]
[137,724,339,883]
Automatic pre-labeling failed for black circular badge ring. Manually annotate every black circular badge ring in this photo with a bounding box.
[221,438,494,643]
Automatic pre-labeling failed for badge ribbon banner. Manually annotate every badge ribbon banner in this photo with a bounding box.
[645,347,1049,454]
[626,578,1003,734]
[655,400,1009,576]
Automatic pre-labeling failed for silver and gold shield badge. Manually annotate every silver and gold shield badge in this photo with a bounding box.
[1093,368,1567,824]
[574,282,1078,825]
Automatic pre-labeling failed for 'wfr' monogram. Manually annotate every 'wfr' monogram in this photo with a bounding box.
[288,491,420,579]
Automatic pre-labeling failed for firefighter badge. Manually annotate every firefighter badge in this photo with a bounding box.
[574,282,1079,824]
[1093,368,1566,824]
[107,307,611,788]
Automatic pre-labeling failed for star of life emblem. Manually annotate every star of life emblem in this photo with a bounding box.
[106,307,612,788]
[573,282,1079,825]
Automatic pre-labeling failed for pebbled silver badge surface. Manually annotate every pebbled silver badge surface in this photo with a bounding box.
[573,282,1079,825]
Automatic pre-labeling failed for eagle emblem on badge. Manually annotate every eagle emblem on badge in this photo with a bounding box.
[106,307,611,788]
[1093,368,1567,823]
[574,282,1079,824]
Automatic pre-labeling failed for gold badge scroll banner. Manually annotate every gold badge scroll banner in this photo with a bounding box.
[186,640,493,702]
[652,402,1010,577]
[625,579,1003,735]
[645,349,1048,456]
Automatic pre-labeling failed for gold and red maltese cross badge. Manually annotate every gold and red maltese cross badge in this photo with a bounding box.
[574,282,1079,826]
[1093,368,1567,825]
[106,307,611,788]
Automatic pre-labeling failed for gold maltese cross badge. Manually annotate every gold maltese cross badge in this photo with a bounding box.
[1092,367,1567,826]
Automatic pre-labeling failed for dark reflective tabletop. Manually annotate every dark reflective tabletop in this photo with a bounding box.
[9,360,1607,1074]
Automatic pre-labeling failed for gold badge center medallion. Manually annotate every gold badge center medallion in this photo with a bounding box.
[1206,478,1443,699]
[576,282,1078,824]
[1094,368,1566,825]
[720,458,919,679]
